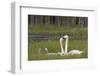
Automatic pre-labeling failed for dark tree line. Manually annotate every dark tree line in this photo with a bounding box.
[28,15,88,27]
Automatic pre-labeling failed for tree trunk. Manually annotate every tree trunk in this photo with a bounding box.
[29,15,35,26]
[55,16,60,27]
[35,15,38,25]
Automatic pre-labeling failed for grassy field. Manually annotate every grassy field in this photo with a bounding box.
[28,24,87,34]
[28,25,88,60]
[28,40,88,60]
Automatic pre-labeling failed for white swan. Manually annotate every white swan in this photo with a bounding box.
[59,35,83,56]
[45,48,58,55]
[68,50,83,55]
[38,35,83,56]
[38,48,58,56]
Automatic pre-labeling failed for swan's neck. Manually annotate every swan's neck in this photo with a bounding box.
[60,38,64,53]
[60,36,68,54]
[65,38,68,53]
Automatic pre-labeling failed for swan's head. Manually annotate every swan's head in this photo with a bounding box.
[60,38,63,41]
[60,35,68,41]
[63,35,68,39]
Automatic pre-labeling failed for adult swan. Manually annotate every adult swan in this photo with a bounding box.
[58,35,83,56]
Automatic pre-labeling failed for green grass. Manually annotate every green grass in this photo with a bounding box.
[28,25,88,60]
[28,25,87,40]
[28,40,88,60]
[28,24,87,34]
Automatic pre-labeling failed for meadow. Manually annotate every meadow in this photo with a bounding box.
[28,25,88,60]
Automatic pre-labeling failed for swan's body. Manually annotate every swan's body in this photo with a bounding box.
[45,48,58,55]
[47,53,58,55]
[68,50,83,55]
